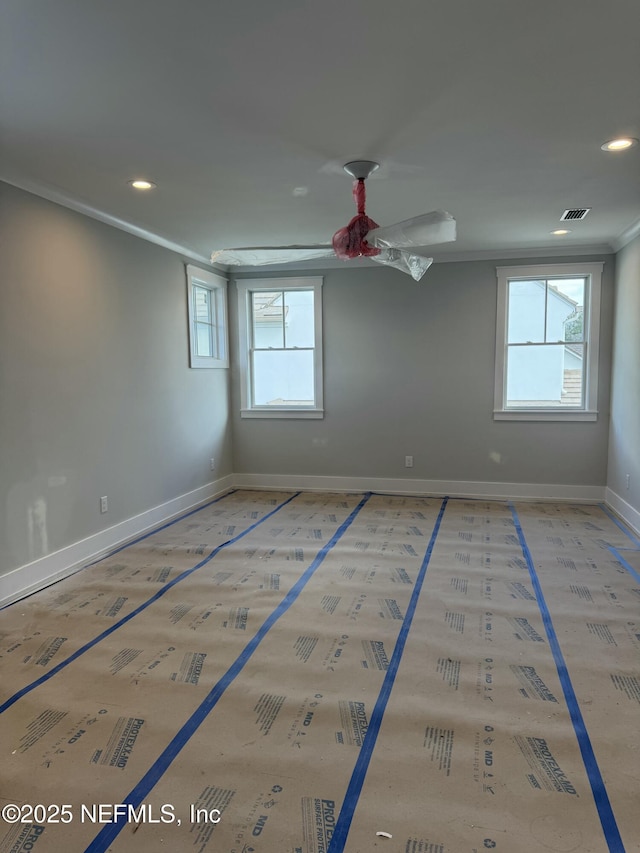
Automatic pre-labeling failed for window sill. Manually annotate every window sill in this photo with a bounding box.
[493,409,598,422]
[240,408,324,420]
[189,358,229,369]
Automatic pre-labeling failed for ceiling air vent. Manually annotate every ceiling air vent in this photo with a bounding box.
[560,208,591,221]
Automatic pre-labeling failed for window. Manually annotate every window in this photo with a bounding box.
[186,265,228,368]
[494,262,603,421]
[237,277,323,418]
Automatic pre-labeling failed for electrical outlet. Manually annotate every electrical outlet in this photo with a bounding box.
[100,496,108,514]
[626,473,631,490]
[405,455,414,468]
[210,457,215,471]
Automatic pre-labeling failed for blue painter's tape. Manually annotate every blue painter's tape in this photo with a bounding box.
[0,491,299,715]
[83,492,373,853]
[327,497,448,853]
[607,545,640,584]
[82,490,239,567]
[509,502,625,853]
[0,490,238,615]
[598,503,640,548]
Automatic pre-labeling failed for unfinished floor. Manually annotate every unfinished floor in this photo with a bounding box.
[1,490,639,853]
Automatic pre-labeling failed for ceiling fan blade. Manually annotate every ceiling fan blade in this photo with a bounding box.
[211,246,334,266]
[366,210,456,250]
[372,249,434,281]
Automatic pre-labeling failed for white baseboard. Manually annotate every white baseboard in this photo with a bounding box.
[604,488,640,539]
[0,476,234,608]
[2,472,617,609]
[232,473,605,503]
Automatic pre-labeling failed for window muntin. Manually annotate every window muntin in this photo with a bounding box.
[238,278,323,418]
[495,263,602,421]
[186,265,228,368]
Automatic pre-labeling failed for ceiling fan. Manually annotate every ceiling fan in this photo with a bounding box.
[210,160,456,281]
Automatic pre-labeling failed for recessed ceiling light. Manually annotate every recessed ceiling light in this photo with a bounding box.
[128,179,157,190]
[551,229,571,236]
[600,137,638,152]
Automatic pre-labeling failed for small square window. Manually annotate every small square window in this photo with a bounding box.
[186,265,228,368]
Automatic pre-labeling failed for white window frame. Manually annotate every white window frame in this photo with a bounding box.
[186,265,229,368]
[237,277,324,419]
[494,262,603,421]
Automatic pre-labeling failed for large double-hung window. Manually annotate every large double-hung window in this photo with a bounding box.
[237,277,323,418]
[494,262,603,421]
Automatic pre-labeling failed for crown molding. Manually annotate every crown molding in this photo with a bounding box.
[1,175,216,268]
[228,244,614,276]
[611,217,640,253]
[2,175,620,271]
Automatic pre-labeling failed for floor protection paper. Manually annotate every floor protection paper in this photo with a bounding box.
[0,491,638,853]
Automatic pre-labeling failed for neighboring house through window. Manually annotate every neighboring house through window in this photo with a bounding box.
[186,265,229,368]
[237,277,323,418]
[494,262,603,420]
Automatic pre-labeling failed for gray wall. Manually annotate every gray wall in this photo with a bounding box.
[231,257,614,486]
[0,183,232,577]
[0,180,620,580]
[607,232,640,511]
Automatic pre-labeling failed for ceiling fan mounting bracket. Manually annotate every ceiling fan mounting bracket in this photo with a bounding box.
[343,160,380,180]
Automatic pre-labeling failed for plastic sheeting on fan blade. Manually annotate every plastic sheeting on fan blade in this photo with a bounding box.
[210,247,335,266]
[372,249,433,281]
[365,210,456,249]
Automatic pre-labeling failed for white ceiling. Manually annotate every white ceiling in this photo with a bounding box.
[2,0,639,268]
